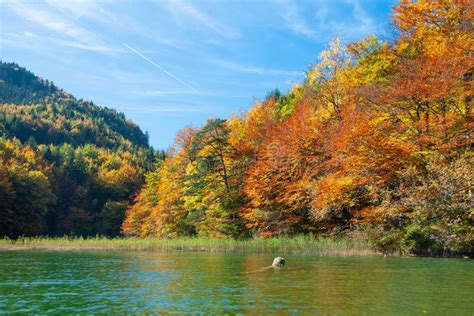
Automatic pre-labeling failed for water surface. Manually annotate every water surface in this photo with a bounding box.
[0,251,473,314]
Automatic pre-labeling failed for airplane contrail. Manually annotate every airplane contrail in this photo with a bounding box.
[123,43,199,93]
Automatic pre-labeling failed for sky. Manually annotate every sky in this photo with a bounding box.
[0,0,396,149]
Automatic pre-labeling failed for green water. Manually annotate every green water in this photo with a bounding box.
[0,251,473,314]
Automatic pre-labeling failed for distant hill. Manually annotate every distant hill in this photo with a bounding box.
[0,61,158,238]
[0,61,58,104]
[0,61,149,149]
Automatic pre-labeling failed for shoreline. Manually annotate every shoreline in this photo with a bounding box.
[1,236,470,258]
[0,236,379,256]
[0,245,380,256]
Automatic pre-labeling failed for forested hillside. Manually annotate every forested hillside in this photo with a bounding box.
[0,62,149,148]
[123,1,473,255]
[0,62,158,237]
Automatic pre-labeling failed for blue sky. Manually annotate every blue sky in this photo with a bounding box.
[0,0,395,149]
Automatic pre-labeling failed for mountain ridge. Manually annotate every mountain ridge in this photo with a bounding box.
[0,61,157,237]
[0,61,149,150]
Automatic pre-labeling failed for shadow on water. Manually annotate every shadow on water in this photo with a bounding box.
[0,250,473,314]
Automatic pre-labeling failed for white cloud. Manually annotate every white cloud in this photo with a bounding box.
[132,90,201,97]
[0,31,109,53]
[345,0,376,35]
[130,89,248,98]
[3,0,113,53]
[210,58,303,77]
[60,40,111,53]
[157,0,240,39]
[121,104,211,114]
[43,0,101,19]
[279,0,318,39]
[278,0,379,42]
[6,1,82,37]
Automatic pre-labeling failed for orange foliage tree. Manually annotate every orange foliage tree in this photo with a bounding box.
[124,0,473,253]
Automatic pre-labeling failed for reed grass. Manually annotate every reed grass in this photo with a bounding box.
[0,235,379,256]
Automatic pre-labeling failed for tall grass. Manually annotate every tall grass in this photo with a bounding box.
[0,235,378,256]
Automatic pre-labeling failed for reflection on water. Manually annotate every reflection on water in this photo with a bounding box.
[0,251,473,314]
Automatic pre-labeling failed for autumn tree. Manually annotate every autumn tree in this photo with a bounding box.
[0,138,55,236]
[121,0,473,255]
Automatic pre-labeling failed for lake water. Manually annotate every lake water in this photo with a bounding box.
[0,251,473,314]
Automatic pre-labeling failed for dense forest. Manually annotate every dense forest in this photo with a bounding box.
[0,1,472,255]
[0,62,159,237]
[122,0,473,255]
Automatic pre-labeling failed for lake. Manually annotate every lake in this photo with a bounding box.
[0,251,473,314]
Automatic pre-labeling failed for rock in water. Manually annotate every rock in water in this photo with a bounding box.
[272,257,285,267]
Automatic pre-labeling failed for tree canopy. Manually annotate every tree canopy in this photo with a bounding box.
[0,61,158,237]
[123,0,473,255]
